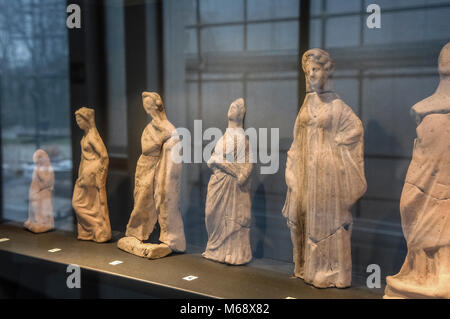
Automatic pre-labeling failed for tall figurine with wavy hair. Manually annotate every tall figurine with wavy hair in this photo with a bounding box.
[384,43,450,299]
[283,49,367,288]
[117,92,186,259]
[73,107,111,243]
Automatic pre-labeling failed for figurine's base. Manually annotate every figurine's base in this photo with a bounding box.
[76,223,111,243]
[24,221,53,234]
[293,273,351,289]
[117,236,172,259]
[201,252,251,266]
[77,234,110,243]
[384,275,450,299]
[384,246,450,299]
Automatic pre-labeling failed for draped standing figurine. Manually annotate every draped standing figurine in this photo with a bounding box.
[24,149,54,233]
[72,107,111,243]
[118,92,185,259]
[203,98,254,265]
[384,43,450,299]
[283,49,367,288]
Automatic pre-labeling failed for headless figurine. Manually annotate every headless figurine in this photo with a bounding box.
[202,98,253,265]
[72,107,111,243]
[384,43,450,299]
[24,149,54,233]
[283,49,366,288]
[117,92,186,259]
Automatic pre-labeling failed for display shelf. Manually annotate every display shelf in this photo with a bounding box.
[0,222,383,299]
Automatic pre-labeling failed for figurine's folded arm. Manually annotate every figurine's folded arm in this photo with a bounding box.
[236,138,253,185]
[88,134,109,187]
[207,143,240,177]
[285,108,303,189]
[236,162,252,185]
[35,168,54,191]
[209,139,253,182]
[77,158,84,183]
[211,161,240,178]
[284,146,298,190]
[337,127,362,146]
[207,152,219,168]
[335,103,364,146]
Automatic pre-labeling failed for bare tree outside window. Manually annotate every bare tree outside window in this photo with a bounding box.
[0,0,72,228]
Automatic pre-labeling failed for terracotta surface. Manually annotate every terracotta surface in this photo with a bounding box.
[283,49,367,288]
[118,92,186,259]
[384,43,450,299]
[72,107,111,243]
[24,149,54,233]
[202,98,254,265]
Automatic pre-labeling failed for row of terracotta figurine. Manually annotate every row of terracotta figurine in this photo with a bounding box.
[24,44,450,299]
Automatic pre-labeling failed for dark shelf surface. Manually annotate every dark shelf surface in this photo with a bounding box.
[0,222,383,299]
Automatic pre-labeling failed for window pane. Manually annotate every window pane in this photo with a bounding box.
[185,28,198,54]
[201,81,244,130]
[364,0,450,9]
[362,75,438,157]
[185,0,197,25]
[201,25,244,52]
[200,0,244,24]
[106,1,127,155]
[364,8,450,45]
[246,79,298,140]
[0,0,72,229]
[247,21,298,51]
[327,0,361,13]
[325,16,361,48]
[309,18,322,48]
[247,0,299,20]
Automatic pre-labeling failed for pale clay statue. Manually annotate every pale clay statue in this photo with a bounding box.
[73,107,112,243]
[24,149,54,233]
[384,43,450,299]
[202,98,254,265]
[117,92,186,259]
[283,49,367,288]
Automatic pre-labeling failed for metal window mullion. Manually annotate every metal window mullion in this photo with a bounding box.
[186,16,299,29]
[298,0,311,110]
[195,0,205,218]
[321,0,326,49]
[243,0,248,127]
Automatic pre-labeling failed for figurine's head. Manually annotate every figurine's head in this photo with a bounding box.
[227,98,246,125]
[33,149,51,166]
[438,42,450,77]
[75,107,95,131]
[302,48,335,93]
[142,91,165,119]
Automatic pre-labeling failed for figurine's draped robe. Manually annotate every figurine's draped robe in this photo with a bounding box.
[125,120,186,252]
[72,130,111,242]
[283,92,366,288]
[25,157,54,233]
[385,94,450,298]
[203,128,253,265]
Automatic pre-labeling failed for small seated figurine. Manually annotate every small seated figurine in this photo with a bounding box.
[202,98,254,265]
[24,149,54,233]
[72,107,111,243]
[117,92,186,259]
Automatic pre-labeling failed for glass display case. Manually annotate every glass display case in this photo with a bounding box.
[0,0,449,300]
